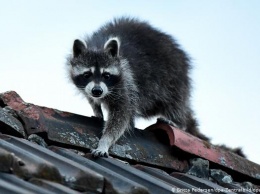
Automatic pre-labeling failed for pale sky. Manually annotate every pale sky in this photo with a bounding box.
[0,0,259,164]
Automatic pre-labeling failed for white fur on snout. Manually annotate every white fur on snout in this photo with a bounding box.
[85,81,95,96]
[100,82,108,96]
[85,81,108,99]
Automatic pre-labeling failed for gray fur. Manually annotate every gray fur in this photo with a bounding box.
[67,17,209,157]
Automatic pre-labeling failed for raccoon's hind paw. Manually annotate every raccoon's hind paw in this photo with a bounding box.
[91,149,109,158]
[157,118,178,128]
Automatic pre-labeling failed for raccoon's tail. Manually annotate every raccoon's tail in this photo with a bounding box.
[186,113,246,158]
[217,144,246,158]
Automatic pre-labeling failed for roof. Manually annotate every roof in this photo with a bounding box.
[0,91,259,194]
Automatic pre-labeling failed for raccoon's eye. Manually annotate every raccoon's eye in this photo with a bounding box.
[102,72,111,80]
[83,71,92,79]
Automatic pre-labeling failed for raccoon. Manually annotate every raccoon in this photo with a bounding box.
[66,17,210,157]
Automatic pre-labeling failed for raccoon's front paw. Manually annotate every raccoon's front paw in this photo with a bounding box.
[91,148,109,158]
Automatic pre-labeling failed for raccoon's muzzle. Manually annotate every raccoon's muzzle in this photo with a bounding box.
[92,86,103,97]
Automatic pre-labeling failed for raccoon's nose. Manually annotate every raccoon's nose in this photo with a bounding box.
[92,86,103,97]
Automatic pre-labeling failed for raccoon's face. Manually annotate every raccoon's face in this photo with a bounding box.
[68,38,121,100]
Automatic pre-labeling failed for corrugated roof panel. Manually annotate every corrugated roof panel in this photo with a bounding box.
[135,165,206,193]
[0,147,14,172]
[86,154,181,194]
[0,137,63,182]
[171,172,233,194]
[0,134,104,193]
[0,173,52,194]
[50,146,151,194]
[220,183,254,194]
[51,146,197,194]
[29,178,81,194]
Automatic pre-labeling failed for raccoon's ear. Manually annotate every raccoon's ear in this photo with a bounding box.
[104,37,120,57]
[73,39,87,57]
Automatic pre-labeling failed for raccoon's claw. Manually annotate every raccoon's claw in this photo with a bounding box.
[91,149,109,158]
